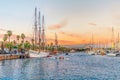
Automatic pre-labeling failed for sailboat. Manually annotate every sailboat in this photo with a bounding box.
[106,27,120,57]
[29,8,49,58]
[29,50,49,58]
[88,34,95,55]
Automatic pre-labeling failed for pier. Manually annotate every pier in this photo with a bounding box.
[0,54,29,60]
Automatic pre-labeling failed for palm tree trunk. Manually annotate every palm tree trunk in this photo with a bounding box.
[17,40,19,53]
[9,37,10,52]
[23,39,24,49]
[9,37,10,43]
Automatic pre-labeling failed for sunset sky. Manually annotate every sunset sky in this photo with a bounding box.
[0,0,120,45]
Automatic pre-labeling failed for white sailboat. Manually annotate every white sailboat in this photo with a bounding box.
[29,50,49,58]
[88,34,95,55]
[106,50,120,57]
[106,27,120,57]
[29,8,49,58]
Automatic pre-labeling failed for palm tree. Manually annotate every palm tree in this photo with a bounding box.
[7,30,12,52]
[24,41,31,51]
[16,35,20,53]
[6,42,13,52]
[7,30,12,43]
[31,38,34,50]
[21,33,25,49]
[16,35,20,44]
[21,33,25,42]
[3,34,8,42]
[3,34,8,50]
[13,40,16,46]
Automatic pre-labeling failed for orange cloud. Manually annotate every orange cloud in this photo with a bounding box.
[46,38,77,45]
[88,22,97,26]
[48,19,67,30]
[59,31,81,38]
[48,24,62,30]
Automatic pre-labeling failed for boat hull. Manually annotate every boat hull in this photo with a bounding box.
[29,50,49,58]
[106,53,117,57]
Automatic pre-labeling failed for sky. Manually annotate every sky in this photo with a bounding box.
[0,0,120,45]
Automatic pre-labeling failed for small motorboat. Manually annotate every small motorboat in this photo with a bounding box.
[106,53,117,57]
[88,51,95,55]
[106,51,120,57]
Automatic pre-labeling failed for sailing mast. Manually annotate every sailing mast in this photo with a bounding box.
[34,7,38,46]
[117,32,119,43]
[91,33,94,50]
[42,15,45,51]
[111,27,115,49]
[55,33,58,48]
[117,32,119,49]
[38,11,41,52]
[53,33,58,54]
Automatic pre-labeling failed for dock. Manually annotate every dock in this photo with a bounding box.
[0,54,29,60]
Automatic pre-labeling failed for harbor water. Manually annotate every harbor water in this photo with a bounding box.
[0,52,120,80]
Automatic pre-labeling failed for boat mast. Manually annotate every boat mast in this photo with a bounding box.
[98,40,100,49]
[92,33,94,50]
[117,32,119,49]
[55,33,58,48]
[111,27,115,49]
[38,11,41,52]
[34,7,37,46]
[32,27,35,41]
[42,15,45,51]
[118,32,119,43]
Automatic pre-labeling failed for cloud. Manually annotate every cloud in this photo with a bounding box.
[59,31,81,38]
[88,22,97,26]
[48,19,68,30]
[46,38,76,45]
[0,28,7,31]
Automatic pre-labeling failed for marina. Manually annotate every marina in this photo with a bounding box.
[1,0,120,79]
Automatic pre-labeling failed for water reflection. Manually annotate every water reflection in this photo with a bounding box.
[0,53,120,80]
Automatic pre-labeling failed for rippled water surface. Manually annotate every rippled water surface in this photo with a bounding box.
[0,52,120,80]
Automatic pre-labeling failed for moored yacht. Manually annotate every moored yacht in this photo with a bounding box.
[106,50,120,57]
[29,50,49,58]
[88,51,95,55]
[107,27,120,57]
[29,8,50,58]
